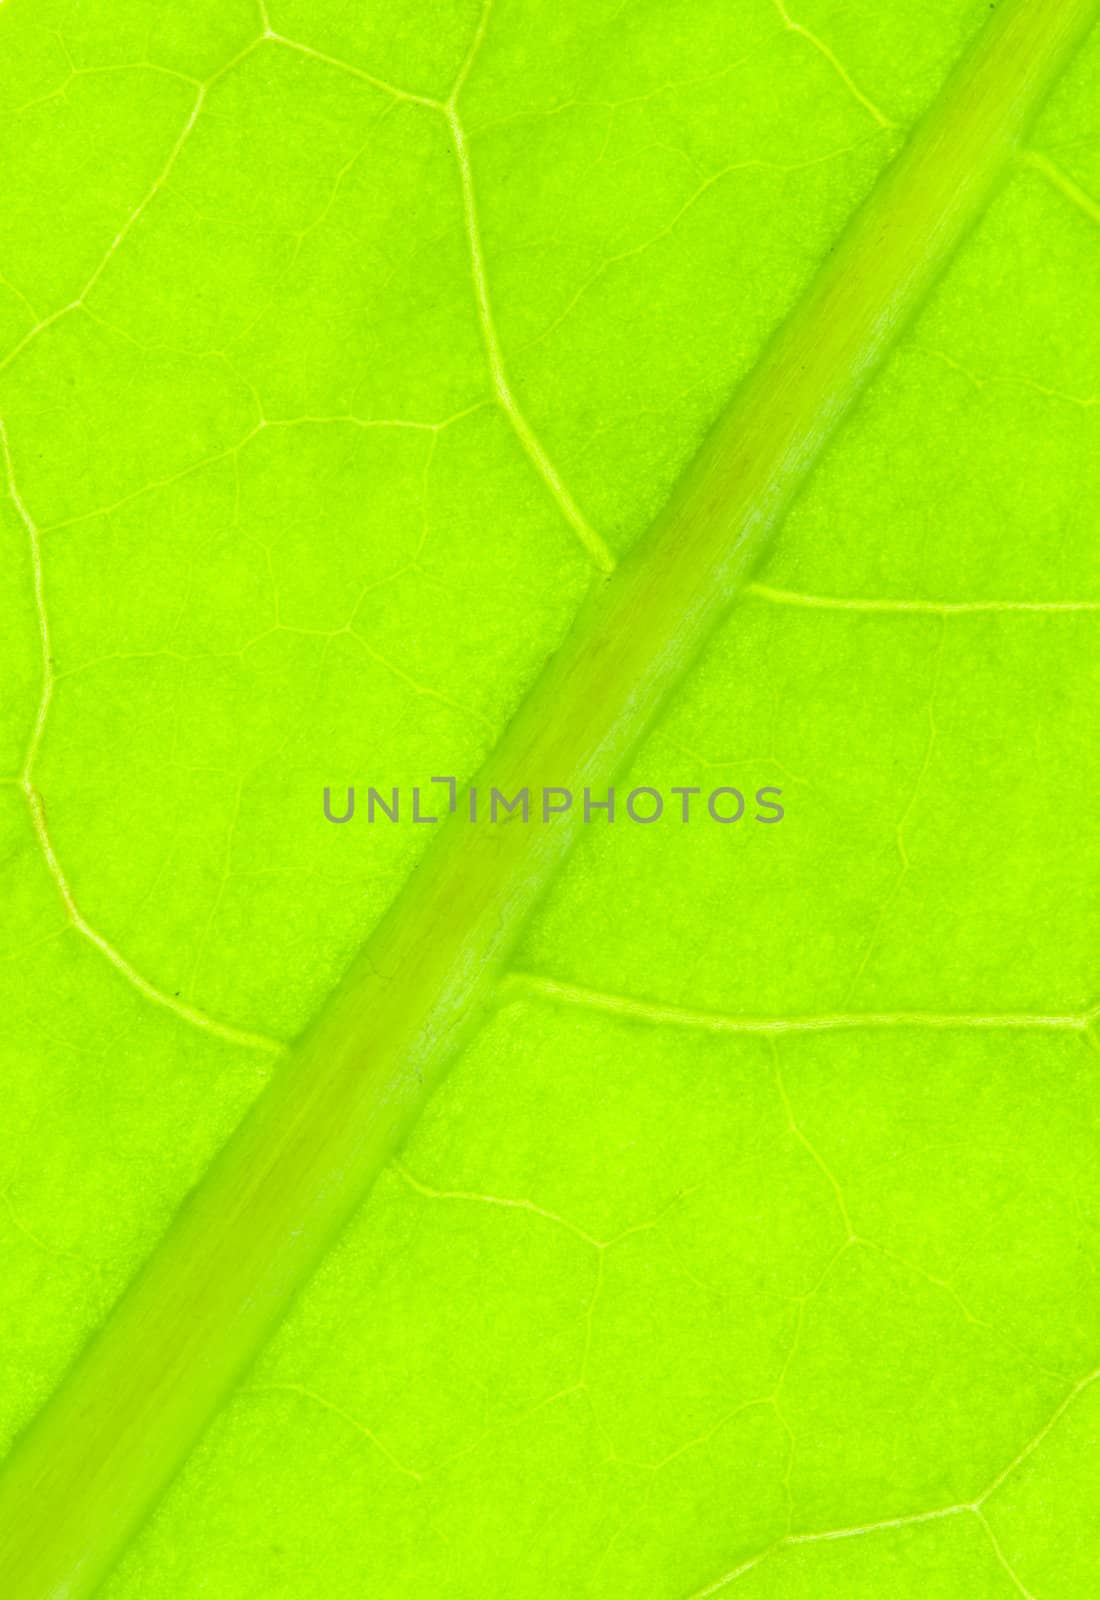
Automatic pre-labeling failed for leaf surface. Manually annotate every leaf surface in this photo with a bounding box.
[0,0,1098,1595]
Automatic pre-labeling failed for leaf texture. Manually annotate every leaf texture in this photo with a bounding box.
[0,0,1098,1595]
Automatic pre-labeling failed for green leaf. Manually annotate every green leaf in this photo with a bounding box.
[1,0,1099,1596]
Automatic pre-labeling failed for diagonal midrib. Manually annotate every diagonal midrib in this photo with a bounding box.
[1,1,1096,1594]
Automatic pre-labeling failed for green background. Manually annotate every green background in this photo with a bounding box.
[1,0,1098,1593]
